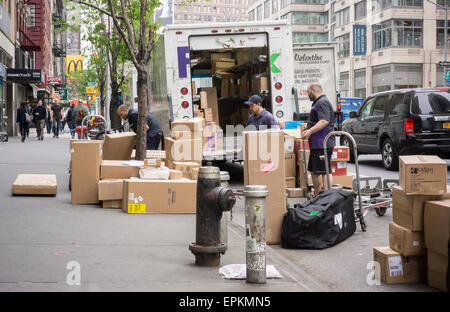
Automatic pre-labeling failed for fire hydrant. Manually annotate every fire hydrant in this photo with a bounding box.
[189,166,236,266]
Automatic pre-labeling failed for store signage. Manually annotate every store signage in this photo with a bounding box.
[46,76,62,84]
[353,25,367,56]
[6,69,45,84]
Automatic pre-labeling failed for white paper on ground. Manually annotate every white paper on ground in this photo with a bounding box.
[218,264,283,280]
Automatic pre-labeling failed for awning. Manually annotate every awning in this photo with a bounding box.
[6,69,45,84]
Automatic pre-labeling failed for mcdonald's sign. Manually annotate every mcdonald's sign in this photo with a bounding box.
[66,55,84,76]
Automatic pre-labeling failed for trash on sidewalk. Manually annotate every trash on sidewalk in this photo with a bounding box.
[218,264,283,280]
[12,174,57,195]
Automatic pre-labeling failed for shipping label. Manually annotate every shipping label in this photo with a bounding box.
[388,256,403,277]
[128,204,146,214]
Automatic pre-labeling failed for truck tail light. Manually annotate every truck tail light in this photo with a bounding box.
[181,87,188,95]
[274,27,280,30]
[404,118,414,134]
[211,30,218,33]
[275,82,282,90]
[182,101,189,109]
[275,96,283,103]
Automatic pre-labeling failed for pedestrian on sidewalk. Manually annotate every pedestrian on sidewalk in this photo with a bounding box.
[25,103,32,137]
[45,104,53,134]
[51,100,62,138]
[66,104,75,138]
[33,100,46,141]
[75,109,87,139]
[16,102,29,142]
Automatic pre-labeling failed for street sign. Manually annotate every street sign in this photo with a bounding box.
[87,82,96,86]
[439,61,450,67]
[86,86,95,95]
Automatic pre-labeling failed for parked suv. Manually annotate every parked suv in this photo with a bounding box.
[341,88,450,170]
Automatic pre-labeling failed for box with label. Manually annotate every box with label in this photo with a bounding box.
[100,160,140,179]
[284,136,294,154]
[286,188,305,198]
[389,222,426,256]
[331,162,347,176]
[172,161,202,179]
[12,174,58,195]
[199,87,219,125]
[102,132,136,160]
[244,130,286,244]
[285,177,295,188]
[122,179,197,214]
[427,250,449,292]
[130,150,166,160]
[171,117,205,133]
[331,146,350,162]
[399,155,447,195]
[71,141,103,204]
[98,179,124,201]
[164,137,203,162]
[203,108,213,122]
[102,200,122,209]
[424,199,450,257]
[285,153,296,177]
[373,247,427,284]
[294,139,310,164]
[392,185,449,231]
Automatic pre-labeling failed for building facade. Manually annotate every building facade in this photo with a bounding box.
[249,0,450,98]
[174,0,249,23]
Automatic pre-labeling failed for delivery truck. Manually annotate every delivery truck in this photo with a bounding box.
[148,21,295,161]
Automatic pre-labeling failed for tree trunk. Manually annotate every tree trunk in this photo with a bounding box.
[135,68,148,160]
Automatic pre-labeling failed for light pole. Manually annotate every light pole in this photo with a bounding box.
[427,0,449,86]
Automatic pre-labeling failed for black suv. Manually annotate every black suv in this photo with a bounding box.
[341,88,450,170]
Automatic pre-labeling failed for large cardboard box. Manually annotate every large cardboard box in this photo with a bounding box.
[399,155,447,195]
[285,153,296,177]
[12,174,57,195]
[165,137,203,162]
[252,77,268,93]
[389,222,426,256]
[285,177,295,188]
[102,200,122,209]
[199,87,219,125]
[122,179,197,214]
[102,132,136,160]
[331,146,350,162]
[424,199,450,257]
[171,117,205,132]
[98,179,124,201]
[331,175,353,188]
[100,160,140,179]
[427,250,450,292]
[392,185,449,231]
[71,141,103,204]
[287,188,305,198]
[244,130,286,244]
[172,161,202,179]
[373,246,427,284]
[331,162,347,176]
[171,130,202,141]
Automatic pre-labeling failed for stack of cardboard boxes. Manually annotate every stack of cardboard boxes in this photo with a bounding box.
[329,145,352,187]
[373,155,449,290]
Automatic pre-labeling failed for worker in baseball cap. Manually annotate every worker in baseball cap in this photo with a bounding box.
[244,94,280,130]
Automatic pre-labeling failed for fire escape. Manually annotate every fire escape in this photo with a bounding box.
[52,0,67,94]
[17,0,40,52]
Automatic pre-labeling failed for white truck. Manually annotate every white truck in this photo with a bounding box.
[149,21,296,161]
[291,42,339,118]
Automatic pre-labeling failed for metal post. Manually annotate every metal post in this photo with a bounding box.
[220,171,231,246]
[244,185,268,284]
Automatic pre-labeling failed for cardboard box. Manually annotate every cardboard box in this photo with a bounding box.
[143,158,162,168]
[331,146,350,162]
[331,162,347,176]
[199,87,219,125]
[71,141,103,204]
[102,200,122,209]
[285,177,295,188]
[399,155,447,195]
[130,149,166,160]
[331,175,353,188]
[204,108,213,122]
[191,167,200,180]
[285,153,296,177]
[389,222,426,256]
[373,246,427,284]
[236,49,251,66]
[171,130,202,141]
[252,77,268,93]
[12,174,57,195]
[100,160,141,179]
[200,91,208,109]
[172,161,202,179]
[239,73,249,96]
[98,179,124,201]
[427,250,450,292]
[192,81,197,96]
[169,170,183,180]
[244,130,286,244]
[193,110,204,118]
[424,199,450,257]
[221,78,230,97]
[102,132,136,160]
[171,117,205,132]
[165,137,203,162]
[122,179,197,214]
[211,52,232,72]
[392,185,449,231]
[287,188,305,198]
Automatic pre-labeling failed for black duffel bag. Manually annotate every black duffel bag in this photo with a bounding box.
[281,189,356,249]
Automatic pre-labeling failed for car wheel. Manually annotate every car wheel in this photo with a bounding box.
[341,136,356,163]
[381,138,399,171]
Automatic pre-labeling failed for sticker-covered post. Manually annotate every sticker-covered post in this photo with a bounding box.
[244,185,269,284]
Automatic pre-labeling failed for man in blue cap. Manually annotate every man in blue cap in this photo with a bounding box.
[244,94,280,130]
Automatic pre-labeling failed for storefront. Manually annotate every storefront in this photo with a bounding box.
[372,64,422,94]
[354,69,366,99]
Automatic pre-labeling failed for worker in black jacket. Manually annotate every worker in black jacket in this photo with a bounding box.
[117,105,162,150]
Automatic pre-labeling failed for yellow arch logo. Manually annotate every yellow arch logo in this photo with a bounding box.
[66,55,84,77]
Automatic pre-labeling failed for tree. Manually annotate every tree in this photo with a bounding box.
[73,0,200,160]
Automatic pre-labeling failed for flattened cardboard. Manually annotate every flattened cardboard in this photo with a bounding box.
[102,132,136,160]
[373,246,427,284]
[399,155,447,195]
[12,174,57,195]
[424,199,450,257]
[71,141,103,204]
[427,250,450,292]
[98,179,124,201]
[100,160,140,179]
[392,185,449,231]
[122,179,197,214]
[389,222,426,256]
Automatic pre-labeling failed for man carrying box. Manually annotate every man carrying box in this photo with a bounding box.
[301,84,335,196]
[117,105,163,150]
[244,95,280,130]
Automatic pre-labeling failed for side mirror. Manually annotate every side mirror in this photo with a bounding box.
[349,111,357,119]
